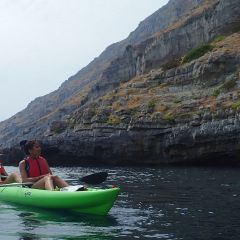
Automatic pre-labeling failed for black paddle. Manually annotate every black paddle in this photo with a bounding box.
[0,172,108,188]
[79,172,108,184]
[1,172,108,186]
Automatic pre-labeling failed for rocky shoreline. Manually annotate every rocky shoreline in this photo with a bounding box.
[4,116,240,167]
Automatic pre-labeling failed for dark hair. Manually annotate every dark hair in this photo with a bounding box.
[0,154,4,163]
[23,140,39,155]
[19,140,28,147]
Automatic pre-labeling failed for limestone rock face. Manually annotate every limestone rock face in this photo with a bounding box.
[44,35,239,166]
[0,0,203,148]
[99,0,240,88]
[1,0,240,166]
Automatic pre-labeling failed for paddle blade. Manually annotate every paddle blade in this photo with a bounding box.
[80,172,108,184]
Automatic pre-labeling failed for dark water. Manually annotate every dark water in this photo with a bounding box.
[1,166,240,240]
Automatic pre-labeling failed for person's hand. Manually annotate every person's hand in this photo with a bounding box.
[37,173,50,180]
[43,173,51,177]
[51,175,58,179]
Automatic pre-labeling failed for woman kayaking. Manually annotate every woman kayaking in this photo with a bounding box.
[0,154,22,184]
[19,140,69,190]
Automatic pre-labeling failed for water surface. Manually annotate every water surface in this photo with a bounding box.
[1,166,240,239]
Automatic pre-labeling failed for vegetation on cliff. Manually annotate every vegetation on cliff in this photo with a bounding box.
[66,33,240,132]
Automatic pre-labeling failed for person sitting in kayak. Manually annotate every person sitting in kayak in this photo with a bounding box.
[0,154,22,184]
[19,140,69,190]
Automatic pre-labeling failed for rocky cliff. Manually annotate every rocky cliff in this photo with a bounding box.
[1,0,240,166]
[0,0,203,148]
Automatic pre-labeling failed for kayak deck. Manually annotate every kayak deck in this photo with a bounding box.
[0,186,120,215]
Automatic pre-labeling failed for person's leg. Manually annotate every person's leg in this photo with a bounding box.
[32,176,54,190]
[3,173,21,184]
[52,176,69,188]
[13,172,22,183]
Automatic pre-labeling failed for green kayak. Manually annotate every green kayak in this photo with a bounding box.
[0,185,120,215]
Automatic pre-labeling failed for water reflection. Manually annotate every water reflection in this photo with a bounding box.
[17,208,118,225]
[18,233,40,240]
[14,205,119,240]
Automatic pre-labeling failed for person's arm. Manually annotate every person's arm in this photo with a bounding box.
[43,157,52,175]
[19,160,46,183]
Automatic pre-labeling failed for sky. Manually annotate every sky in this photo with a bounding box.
[0,0,168,121]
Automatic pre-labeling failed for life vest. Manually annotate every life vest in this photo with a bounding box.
[0,165,5,175]
[25,156,49,177]
[0,165,7,182]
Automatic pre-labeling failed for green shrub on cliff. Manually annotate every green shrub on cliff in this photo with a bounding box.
[162,112,175,122]
[107,115,121,125]
[148,99,156,109]
[212,35,225,45]
[212,88,221,97]
[182,35,227,64]
[230,101,240,111]
[182,44,214,63]
[222,79,237,91]
[212,79,237,97]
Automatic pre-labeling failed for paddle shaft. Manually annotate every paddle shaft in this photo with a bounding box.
[0,172,108,187]
[0,182,33,187]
